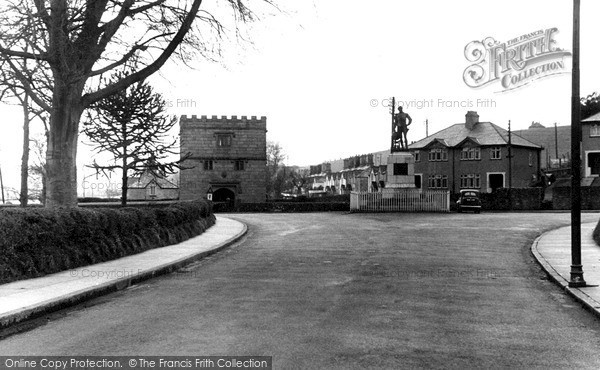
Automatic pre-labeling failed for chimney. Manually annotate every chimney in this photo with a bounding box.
[465,111,479,130]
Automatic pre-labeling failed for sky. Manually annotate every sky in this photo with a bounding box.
[1,0,599,197]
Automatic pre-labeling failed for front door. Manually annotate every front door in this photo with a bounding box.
[414,174,422,189]
[588,152,600,176]
[488,173,504,192]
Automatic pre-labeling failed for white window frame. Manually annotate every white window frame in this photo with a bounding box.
[428,174,448,189]
[490,147,502,160]
[460,174,481,189]
[428,148,448,162]
[461,147,481,161]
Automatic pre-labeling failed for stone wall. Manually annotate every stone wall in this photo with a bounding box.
[179,115,267,203]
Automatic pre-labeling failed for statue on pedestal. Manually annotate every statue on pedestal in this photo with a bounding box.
[392,106,412,152]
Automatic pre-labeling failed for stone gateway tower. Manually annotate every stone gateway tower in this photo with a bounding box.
[179,115,267,203]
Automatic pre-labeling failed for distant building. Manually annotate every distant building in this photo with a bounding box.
[513,113,600,176]
[513,122,571,169]
[179,115,267,203]
[582,112,600,177]
[308,153,389,194]
[409,111,543,193]
[127,171,179,200]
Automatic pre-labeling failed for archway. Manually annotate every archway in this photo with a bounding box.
[213,187,236,202]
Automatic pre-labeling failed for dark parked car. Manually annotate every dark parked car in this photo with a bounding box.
[457,189,481,213]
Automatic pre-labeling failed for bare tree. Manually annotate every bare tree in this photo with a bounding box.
[83,70,185,205]
[288,167,309,195]
[1,45,51,207]
[0,0,275,207]
[581,92,600,120]
[28,134,48,204]
[266,141,286,198]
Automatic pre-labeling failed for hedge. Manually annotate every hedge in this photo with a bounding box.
[450,188,544,211]
[593,220,600,248]
[0,200,215,284]
[213,202,349,213]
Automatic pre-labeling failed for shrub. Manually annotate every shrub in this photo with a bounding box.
[0,200,215,284]
[593,220,600,248]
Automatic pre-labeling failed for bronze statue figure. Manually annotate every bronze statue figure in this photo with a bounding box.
[392,106,412,151]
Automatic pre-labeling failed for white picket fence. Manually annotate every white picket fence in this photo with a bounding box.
[350,189,450,212]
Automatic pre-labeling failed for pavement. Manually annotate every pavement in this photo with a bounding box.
[0,216,246,329]
[532,221,600,317]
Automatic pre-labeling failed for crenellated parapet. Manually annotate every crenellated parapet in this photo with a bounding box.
[180,115,267,130]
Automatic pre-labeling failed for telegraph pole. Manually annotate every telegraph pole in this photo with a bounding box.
[570,0,586,287]
[508,120,513,190]
[390,97,396,152]
[426,119,429,137]
[555,122,562,168]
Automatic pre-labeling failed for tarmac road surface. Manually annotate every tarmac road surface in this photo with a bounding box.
[1,212,600,369]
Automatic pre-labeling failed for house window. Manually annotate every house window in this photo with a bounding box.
[428,174,448,189]
[529,152,533,167]
[204,160,214,170]
[460,147,481,160]
[149,184,156,195]
[234,160,245,171]
[591,124,600,137]
[216,134,232,147]
[490,147,502,160]
[460,174,481,188]
[428,148,448,162]
[414,151,421,162]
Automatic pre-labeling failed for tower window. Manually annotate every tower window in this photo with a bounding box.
[234,160,245,171]
[216,134,233,147]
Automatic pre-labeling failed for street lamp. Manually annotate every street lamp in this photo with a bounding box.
[206,186,213,201]
[569,0,586,287]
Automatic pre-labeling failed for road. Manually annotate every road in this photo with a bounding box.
[2,212,600,369]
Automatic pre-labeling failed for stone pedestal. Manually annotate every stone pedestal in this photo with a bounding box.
[386,151,416,188]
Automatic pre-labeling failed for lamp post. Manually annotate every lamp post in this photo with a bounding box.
[569,0,586,287]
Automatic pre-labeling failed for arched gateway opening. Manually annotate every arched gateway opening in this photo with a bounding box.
[212,187,236,202]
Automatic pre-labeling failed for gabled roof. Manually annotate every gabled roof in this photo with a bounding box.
[422,138,449,148]
[409,122,542,150]
[582,112,600,123]
[455,136,481,147]
[128,171,178,189]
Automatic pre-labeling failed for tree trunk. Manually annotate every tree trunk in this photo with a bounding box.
[121,120,128,206]
[20,95,30,207]
[45,82,85,208]
[0,165,5,204]
[121,158,128,206]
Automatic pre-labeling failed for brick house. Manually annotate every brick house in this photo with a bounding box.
[513,122,571,170]
[179,115,267,203]
[409,111,543,193]
[582,112,600,177]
